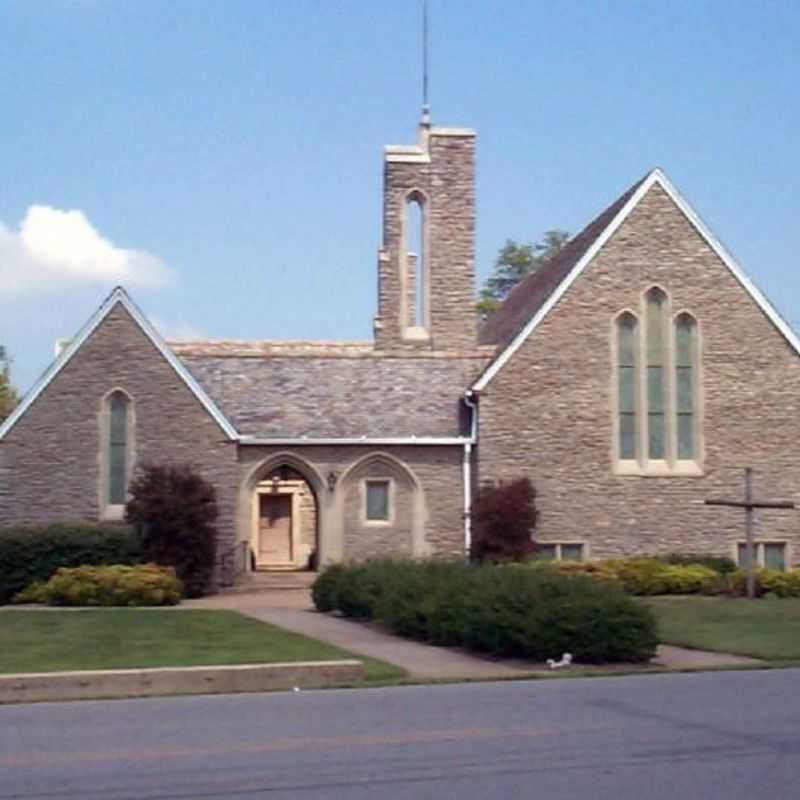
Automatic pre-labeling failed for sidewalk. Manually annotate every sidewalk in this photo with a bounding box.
[185,590,765,678]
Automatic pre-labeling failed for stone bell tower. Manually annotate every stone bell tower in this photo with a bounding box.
[374,120,477,350]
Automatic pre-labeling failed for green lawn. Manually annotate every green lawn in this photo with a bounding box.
[0,609,403,682]
[644,596,800,660]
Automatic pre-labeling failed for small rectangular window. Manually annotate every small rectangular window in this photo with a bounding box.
[764,543,786,571]
[535,543,584,562]
[560,543,585,561]
[535,545,557,561]
[737,542,786,572]
[737,543,756,570]
[366,480,390,522]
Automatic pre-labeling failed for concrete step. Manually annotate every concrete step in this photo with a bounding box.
[220,571,317,594]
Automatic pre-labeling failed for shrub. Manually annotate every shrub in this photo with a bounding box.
[311,563,349,612]
[760,569,800,598]
[662,552,737,574]
[12,564,182,606]
[0,522,142,604]
[313,559,657,663]
[126,464,218,598]
[604,558,719,596]
[471,477,538,563]
[544,559,621,586]
[723,568,800,598]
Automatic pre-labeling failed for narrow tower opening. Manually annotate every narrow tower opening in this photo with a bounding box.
[405,193,427,335]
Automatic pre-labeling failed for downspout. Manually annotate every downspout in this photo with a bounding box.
[463,389,479,559]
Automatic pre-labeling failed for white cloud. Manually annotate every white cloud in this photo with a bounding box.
[151,316,207,342]
[0,205,173,297]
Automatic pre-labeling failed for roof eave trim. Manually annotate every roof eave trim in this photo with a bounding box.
[471,171,659,391]
[0,287,239,442]
[472,168,800,391]
[238,436,469,446]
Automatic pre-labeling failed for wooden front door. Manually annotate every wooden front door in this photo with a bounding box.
[258,494,293,566]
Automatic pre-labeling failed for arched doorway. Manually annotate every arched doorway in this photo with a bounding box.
[251,463,319,572]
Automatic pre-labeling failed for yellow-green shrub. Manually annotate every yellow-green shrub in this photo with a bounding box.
[532,557,720,595]
[725,568,800,598]
[762,569,800,597]
[12,564,182,606]
[549,560,621,585]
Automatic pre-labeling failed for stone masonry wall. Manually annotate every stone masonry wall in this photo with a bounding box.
[478,184,800,567]
[376,128,477,350]
[342,456,415,560]
[238,444,465,563]
[0,304,240,573]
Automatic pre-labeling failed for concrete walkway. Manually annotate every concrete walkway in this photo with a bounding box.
[185,590,766,678]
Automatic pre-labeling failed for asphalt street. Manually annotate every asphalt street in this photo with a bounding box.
[1,669,799,800]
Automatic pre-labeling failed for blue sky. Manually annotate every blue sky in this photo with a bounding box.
[2,0,798,393]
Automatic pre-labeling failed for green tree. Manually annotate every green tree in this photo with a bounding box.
[477,230,570,319]
[0,347,19,423]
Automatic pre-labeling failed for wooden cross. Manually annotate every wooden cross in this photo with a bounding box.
[705,467,795,599]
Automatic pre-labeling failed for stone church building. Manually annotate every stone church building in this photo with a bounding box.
[1,118,798,581]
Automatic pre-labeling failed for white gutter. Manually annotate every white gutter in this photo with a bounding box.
[462,390,479,558]
[237,435,470,446]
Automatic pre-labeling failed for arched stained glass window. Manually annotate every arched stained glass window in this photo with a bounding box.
[612,289,701,473]
[617,313,638,459]
[675,313,697,459]
[645,288,667,459]
[108,391,129,504]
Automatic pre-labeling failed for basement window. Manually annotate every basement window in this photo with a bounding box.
[535,542,585,562]
[736,541,787,571]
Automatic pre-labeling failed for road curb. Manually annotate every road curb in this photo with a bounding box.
[0,660,363,704]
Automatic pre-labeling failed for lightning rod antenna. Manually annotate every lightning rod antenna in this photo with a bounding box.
[421,0,431,125]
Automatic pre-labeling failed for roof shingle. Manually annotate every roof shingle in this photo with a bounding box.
[175,347,492,439]
[478,174,647,349]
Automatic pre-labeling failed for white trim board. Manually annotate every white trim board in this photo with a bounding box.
[472,168,800,392]
[0,287,238,441]
[238,436,469,446]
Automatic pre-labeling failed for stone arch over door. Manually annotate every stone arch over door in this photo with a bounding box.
[240,453,325,572]
[338,452,429,560]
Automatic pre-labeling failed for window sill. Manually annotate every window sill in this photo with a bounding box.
[100,504,126,521]
[613,460,704,477]
[402,326,430,342]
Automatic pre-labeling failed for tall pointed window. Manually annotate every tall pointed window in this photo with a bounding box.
[617,313,638,460]
[645,288,667,460]
[403,192,428,337]
[613,289,701,474]
[108,391,129,505]
[675,313,697,460]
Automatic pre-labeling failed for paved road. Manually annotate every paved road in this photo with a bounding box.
[1,669,798,800]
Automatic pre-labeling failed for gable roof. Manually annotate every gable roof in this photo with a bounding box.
[0,287,238,441]
[473,168,800,391]
[478,175,646,349]
[175,344,491,440]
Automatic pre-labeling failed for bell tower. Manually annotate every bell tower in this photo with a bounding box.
[374,120,478,350]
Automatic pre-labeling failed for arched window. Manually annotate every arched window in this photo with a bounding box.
[106,391,131,506]
[675,313,697,460]
[404,192,427,335]
[645,288,667,459]
[616,313,638,460]
[612,291,701,474]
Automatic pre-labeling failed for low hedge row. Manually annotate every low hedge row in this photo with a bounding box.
[539,557,800,597]
[724,568,800,598]
[0,522,143,604]
[312,559,658,664]
[541,558,720,595]
[13,564,182,606]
